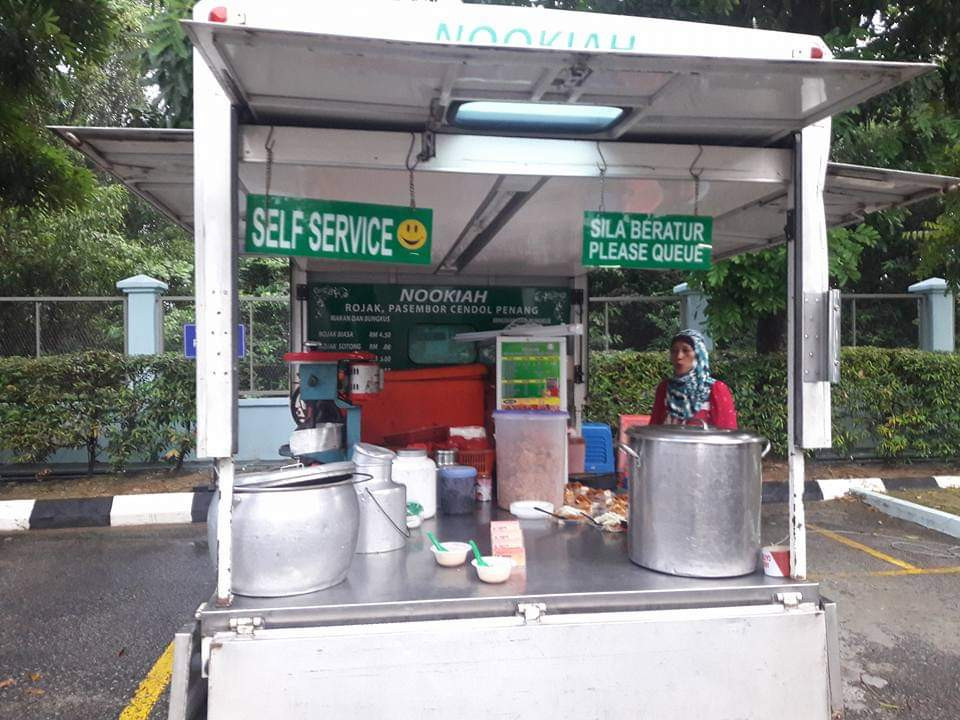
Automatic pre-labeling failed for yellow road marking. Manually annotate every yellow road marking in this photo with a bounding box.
[809,523,919,570]
[811,565,960,580]
[118,641,174,720]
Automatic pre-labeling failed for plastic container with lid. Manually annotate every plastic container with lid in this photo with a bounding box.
[493,410,568,511]
[438,465,477,515]
[391,448,438,519]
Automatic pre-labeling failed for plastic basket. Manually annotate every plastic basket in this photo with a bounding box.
[456,449,495,477]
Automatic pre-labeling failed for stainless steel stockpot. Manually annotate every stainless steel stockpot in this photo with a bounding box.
[623,425,769,578]
[208,462,360,597]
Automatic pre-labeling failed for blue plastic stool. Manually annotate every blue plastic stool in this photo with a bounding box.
[582,422,615,474]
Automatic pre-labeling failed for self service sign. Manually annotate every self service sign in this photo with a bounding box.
[582,211,712,270]
[245,195,432,265]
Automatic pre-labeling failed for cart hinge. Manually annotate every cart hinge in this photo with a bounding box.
[784,209,796,243]
[228,616,263,637]
[295,283,309,301]
[775,592,804,609]
[517,602,547,624]
[418,129,437,163]
[570,288,585,306]
[573,365,584,384]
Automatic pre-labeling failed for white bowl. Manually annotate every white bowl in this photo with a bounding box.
[510,500,555,520]
[471,556,514,583]
[430,541,470,567]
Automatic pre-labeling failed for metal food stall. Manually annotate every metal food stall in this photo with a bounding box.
[51,2,960,717]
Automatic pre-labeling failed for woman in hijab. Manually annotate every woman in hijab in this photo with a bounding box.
[649,329,737,430]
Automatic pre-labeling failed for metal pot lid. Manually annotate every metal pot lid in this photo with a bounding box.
[352,442,397,466]
[626,424,767,446]
[234,460,356,489]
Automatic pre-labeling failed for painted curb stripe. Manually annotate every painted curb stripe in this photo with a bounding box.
[851,488,960,541]
[761,481,823,504]
[191,490,214,523]
[881,476,940,491]
[0,499,35,531]
[809,522,919,570]
[110,492,195,527]
[29,496,113,529]
[934,475,960,489]
[118,641,174,720]
[816,477,885,501]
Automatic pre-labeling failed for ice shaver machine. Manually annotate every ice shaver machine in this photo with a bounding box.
[284,350,383,462]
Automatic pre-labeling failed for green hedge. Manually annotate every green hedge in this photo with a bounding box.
[588,347,960,460]
[3,348,958,471]
[0,351,196,473]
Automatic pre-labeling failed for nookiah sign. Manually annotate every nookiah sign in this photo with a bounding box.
[582,211,713,270]
[245,195,432,265]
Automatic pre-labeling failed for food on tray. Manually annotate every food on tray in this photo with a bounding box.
[561,482,628,532]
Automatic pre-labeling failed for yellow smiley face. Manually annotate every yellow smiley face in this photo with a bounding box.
[397,219,428,251]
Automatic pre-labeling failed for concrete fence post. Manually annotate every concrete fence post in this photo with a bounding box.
[116,274,168,355]
[907,277,955,352]
[673,282,713,350]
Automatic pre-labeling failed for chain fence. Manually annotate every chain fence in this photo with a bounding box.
[589,292,935,352]
[0,292,944,375]
[0,297,126,357]
[1,295,288,396]
[590,296,681,352]
[165,296,290,395]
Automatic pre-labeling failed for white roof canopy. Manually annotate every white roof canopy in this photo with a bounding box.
[51,125,959,276]
[183,16,929,146]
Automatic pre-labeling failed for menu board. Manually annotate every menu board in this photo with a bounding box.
[307,282,570,370]
[496,337,566,410]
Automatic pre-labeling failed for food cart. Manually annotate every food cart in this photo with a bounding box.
[51,2,960,717]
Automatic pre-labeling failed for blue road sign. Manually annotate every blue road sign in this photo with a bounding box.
[184,324,245,359]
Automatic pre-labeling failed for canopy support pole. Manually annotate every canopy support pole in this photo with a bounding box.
[788,120,834,580]
[193,4,239,605]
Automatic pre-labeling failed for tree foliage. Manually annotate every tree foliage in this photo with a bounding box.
[0,0,136,210]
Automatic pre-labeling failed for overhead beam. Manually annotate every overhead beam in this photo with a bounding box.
[240,126,792,183]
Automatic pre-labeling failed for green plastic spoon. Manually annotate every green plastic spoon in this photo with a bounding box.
[469,540,489,567]
[427,531,448,552]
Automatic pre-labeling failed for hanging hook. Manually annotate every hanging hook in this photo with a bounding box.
[405,133,420,210]
[263,126,277,216]
[596,141,608,213]
[688,144,704,216]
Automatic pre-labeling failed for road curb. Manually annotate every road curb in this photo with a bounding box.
[0,489,213,532]
[0,478,958,531]
[851,487,960,539]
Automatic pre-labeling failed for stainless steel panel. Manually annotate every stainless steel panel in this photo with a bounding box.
[205,603,832,720]
[822,596,844,718]
[167,622,205,720]
[198,507,819,633]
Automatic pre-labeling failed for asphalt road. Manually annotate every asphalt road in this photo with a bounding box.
[0,525,212,720]
[1,500,958,719]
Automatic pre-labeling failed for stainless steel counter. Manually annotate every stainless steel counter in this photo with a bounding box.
[198,504,818,633]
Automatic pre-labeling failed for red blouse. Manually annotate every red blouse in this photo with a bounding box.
[649,379,738,430]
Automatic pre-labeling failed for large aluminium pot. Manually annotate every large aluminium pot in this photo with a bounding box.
[624,425,769,578]
[207,462,360,597]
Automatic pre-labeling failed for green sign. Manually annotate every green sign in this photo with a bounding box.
[307,282,570,370]
[582,211,712,270]
[499,340,563,410]
[245,195,432,265]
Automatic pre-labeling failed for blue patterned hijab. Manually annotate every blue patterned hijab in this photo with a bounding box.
[666,329,715,421]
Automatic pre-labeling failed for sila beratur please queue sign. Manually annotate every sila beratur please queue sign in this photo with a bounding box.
[245,194,433,265]
[582,210,713,270]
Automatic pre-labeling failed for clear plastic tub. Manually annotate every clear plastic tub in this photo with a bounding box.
[493,410,568,511]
